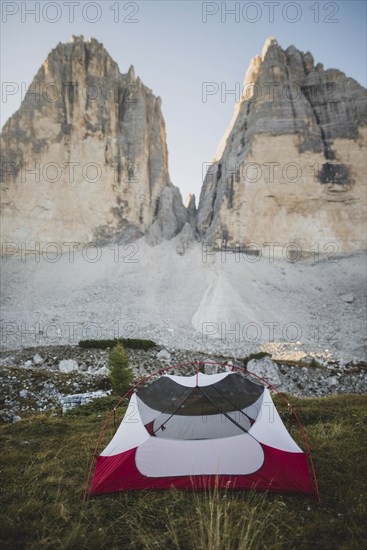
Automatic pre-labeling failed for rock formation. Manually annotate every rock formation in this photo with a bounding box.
[2,36,366,255]
[0,36,188,247]
[197,37,367,254]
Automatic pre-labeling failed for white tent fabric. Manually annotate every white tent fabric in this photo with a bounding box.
[249,389,302,453]
[101,394,149,457]
[136,433,264,477]
[165,372,232,387]
[100,387,301,458]
[148,409,252,439]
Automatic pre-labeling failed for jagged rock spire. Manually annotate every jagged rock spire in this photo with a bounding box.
[197,38,367,254]
[0,37,188,247]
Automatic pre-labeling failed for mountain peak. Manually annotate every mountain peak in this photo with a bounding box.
[261,36,279,59]
[127,64,136,81]
[70,34,84,43]
[0,37,188,247]
[198,40,367,254]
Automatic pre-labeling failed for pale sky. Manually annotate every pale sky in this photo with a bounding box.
[1,0,366,203]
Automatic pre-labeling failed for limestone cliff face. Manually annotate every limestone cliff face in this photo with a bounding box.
[197,38,367,254]
[0,36,188,246]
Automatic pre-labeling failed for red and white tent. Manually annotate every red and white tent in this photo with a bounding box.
[88,369,317,497]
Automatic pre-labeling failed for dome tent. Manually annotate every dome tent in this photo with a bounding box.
[85,364,319,499]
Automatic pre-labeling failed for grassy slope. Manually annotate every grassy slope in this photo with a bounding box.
[0,394,366,550]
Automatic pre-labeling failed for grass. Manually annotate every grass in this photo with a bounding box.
[1,394,366,549]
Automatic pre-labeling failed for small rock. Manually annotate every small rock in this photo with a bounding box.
[12,415,21,424]
[60,390,111,413]
[33,353,44,365]
[19,389,28,398]
[204,363,219,374]
[340,294,355,304]
[94,366,109,377]
[156,349,172,361]
[59,359,79,373]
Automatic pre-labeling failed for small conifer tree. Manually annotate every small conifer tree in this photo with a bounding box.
[107,342,134,395]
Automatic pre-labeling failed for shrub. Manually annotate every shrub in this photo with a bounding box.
[107,342,134,396]
[123,338,157,350]
[79,339,115,349]
[78,338,157,350]
[309,358,323,369]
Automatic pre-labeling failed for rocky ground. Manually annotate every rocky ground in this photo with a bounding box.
[1,344,365,423]
[1,242,366,422]
[1,242,367,362]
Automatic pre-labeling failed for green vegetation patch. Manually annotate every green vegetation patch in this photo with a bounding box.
[107,342,134,396]
[1,394,366,549]
[78,338,157,350]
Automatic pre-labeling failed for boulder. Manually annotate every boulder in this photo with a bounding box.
[247,356,283,388]
[33,354,44,365]
[156,349,172,361]
[59,359,79,373]
[340,294,355,304]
